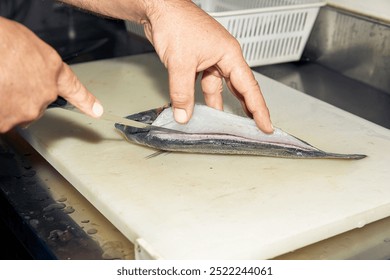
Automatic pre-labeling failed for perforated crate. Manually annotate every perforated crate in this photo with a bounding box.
[125,0,325,66]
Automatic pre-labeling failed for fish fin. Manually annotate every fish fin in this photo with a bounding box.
[322,153,367,160]
[287,131,366,159]
[145,150,170,159]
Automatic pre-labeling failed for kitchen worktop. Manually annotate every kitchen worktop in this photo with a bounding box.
[327,0,390,22]
[18,53,390,259]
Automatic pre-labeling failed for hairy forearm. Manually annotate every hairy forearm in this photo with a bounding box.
[59,0,164,23]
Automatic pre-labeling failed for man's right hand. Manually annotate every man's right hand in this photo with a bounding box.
[0,16,102,133]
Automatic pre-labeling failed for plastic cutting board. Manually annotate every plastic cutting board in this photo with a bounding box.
[20,53,390,259]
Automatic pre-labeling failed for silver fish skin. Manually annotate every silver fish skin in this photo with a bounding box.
[115,104,366,160]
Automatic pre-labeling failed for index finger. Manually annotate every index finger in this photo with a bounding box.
[56,63,103,117]
[219,52,273,134]
[231,65,273,133]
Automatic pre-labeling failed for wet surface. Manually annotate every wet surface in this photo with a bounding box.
[0,132,134,259]
[0,143,102,259]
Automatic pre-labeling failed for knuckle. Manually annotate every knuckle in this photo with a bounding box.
[23,107,41,121]
[46,48,63,71]
[57,65,83,99]
[0,123,11,133]
[202,80,223,96]
[226,37,242,54]
[170,91,190,106]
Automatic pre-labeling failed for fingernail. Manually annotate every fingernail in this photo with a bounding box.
[270,124,275,134]
[174,108,188,123]
[92,102,104,117]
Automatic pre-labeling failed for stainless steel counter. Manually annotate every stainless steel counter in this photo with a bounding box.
[254,5,390,129]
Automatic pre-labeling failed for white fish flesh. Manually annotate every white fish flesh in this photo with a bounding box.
[115,104,366,159]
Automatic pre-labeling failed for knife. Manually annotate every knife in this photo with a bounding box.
[48,97,186,133]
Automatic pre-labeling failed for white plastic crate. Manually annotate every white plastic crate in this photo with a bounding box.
[125,0,325,66]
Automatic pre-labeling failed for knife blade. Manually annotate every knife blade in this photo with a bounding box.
[61,104,151,129]
[48,98,186,134]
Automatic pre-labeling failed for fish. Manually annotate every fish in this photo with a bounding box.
[114,104,366,160]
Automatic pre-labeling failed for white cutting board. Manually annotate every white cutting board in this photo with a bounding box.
[20,54,390,259]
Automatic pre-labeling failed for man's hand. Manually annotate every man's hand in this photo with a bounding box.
[142,0,273,133]
[62,0,274,133]
[0,17,102,133]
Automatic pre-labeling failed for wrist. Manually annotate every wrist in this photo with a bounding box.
[141,0,194,23]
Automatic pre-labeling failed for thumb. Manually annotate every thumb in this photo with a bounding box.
[57,63,103,118]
